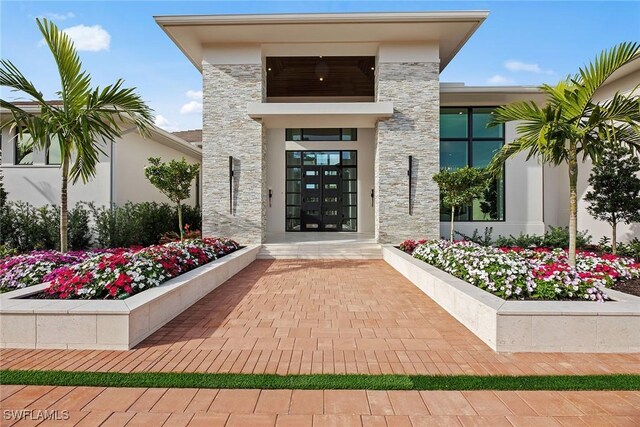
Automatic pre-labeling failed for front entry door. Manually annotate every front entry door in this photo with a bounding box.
[301,165,342,231]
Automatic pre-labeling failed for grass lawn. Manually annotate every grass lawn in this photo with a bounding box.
[2,370,639,391]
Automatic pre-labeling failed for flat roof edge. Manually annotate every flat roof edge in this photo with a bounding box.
[154,11,489,26]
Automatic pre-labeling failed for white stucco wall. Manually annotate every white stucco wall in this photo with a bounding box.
[113,131,200,206]
[265,127,375,234]
[1,127,112,207]
[1,126,201,209]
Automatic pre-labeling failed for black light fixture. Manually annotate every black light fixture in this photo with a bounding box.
[229,156,234,215]
[408,156,413,215]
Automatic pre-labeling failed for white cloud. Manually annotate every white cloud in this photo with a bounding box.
[504,60,553,75]
[186,90,202,100]
[180,100,203,115]
[41,12,75,21]
[62,24,111,52]
[154,115,179,132]
[487,74,515,85]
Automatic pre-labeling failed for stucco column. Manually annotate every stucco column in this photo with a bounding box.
[202,57,266,244]
[375,50,440,243]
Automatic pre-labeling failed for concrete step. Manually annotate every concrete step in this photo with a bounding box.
[257,243,383,259]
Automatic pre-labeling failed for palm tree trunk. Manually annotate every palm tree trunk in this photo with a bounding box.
[177,201,183,241]
[568,141,578,267]
[450,206,455,242]
[60,154,70,253]
[612,223,617,254]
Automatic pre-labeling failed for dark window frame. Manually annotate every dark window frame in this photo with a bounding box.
[285,128,357,142]
[440,106,506,222]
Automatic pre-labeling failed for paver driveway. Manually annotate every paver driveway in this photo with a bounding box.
[2,385,640,426]
[2,260,640,375]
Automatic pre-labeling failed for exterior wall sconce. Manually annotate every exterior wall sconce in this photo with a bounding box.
[408,155,413,215]
[371,188,374,207]
[228,156,234,215]
[268,189,273,207]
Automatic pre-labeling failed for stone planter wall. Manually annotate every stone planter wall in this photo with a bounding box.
[0,245,260,350]
[383,245,640,353]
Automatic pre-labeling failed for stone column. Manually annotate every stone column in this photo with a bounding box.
[202,62,266,244]
[375,60,440,243]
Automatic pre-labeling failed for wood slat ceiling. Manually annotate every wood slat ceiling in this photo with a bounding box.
[266,56,375,97]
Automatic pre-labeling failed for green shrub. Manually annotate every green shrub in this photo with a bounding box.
[599,237,640,261]
[454,227,494,247]
[68,203,92,250]
[494,226,592,249]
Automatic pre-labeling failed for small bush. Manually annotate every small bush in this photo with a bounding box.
[495,226,592,250]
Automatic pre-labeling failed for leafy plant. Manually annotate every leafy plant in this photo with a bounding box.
[433,167,490,242]
[454,227,494,247]
[585,144,640,254]
[495,226,592,249]
[487,42,640,266]
[0,18,153,252]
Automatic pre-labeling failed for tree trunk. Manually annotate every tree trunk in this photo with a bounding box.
[450,206,455,243]
[568,141,578,267]
[612,222,617,254]
[177,201,183,241]
[60,155,70,253]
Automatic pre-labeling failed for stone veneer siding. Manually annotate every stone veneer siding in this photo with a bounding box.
[375,62,440,243]
[202,63,266,244]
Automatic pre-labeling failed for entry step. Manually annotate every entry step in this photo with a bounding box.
[257,243,383,259]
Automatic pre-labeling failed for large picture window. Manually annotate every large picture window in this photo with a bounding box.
[440,107,505,221]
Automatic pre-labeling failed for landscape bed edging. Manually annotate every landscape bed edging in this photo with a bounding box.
[0,245,260,350]
[382,245,640,353]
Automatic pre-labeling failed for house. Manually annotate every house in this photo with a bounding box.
[1,102,202,208]
[154,11,640,245]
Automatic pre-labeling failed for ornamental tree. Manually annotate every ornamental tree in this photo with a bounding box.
[433,167,490,242]
[144,157,200,241]
[487,42,640,266]
[1,18,153,252]
[585,144,640,254]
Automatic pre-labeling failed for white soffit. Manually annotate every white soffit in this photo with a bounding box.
[155,11,488,72]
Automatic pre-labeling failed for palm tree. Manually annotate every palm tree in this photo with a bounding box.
[488,42,640,266]
[0,18,153,252]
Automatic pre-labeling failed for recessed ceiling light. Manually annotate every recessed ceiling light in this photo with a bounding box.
[267,67,272,71]
[371,67,375,70]
[319,77,324,81]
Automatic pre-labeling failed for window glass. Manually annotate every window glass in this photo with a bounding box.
[439,107,505,221]
[341,151,357,165]
[286,167,301,180]
[46,136,62,165]
[286,151,301,165]
[471,140,503,168]
[302,128,341,141]
[341,128,357,141]
[440,141,468,169]
[15,131,34,165]
[440,108,468,139]
[286,194,300,205]
[472,108,503,138]
[285,128,357,141]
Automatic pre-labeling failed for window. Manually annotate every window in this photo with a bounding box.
[46,136,61,165]
[439,107,505,221]
[14,130,34,165]
[286,128,357,141]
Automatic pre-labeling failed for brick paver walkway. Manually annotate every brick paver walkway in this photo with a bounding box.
[2,260,640,375]
[2,385,640,426]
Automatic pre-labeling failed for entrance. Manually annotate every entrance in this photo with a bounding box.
[285,151,357,232]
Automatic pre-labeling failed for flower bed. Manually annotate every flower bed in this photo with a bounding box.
[0,250,106,293]
[44,238,239,299]
[401,240,640,302]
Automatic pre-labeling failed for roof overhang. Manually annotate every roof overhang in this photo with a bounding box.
[247,101,394,128]
[0,104,202,159]
[155,11,488,72]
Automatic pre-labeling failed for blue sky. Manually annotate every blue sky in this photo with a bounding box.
[1,1,639,132]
